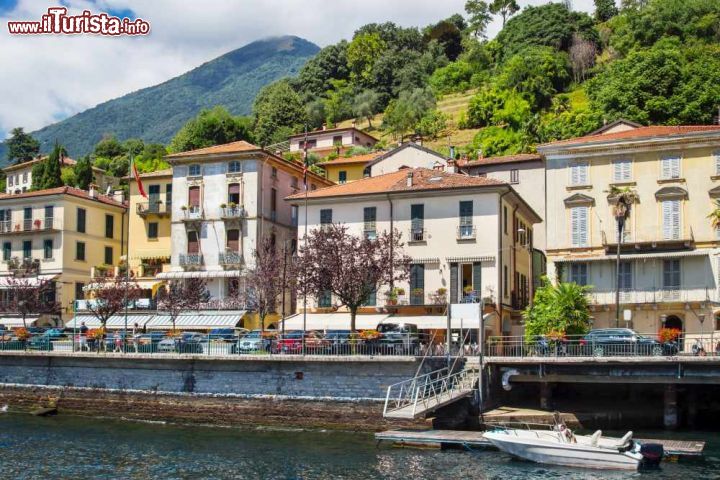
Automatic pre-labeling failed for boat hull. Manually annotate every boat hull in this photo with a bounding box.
[484,432,641,471]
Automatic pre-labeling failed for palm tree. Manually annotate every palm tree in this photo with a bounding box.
[605,186,639,327]
[707,200,720,233]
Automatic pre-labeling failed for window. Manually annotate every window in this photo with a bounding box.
[148,185,160,212]
[291,177,298,189]
[363,288,377,307]
[76,241,86,261]
[410,264,425,305]
[148,222,158,239]
[227,183,240,205]
[187,231,199,254]
[363,207,377,239]
[75,282,85,300]
[271,167,278,178]
[570,162,589,186]
[2,242,10,261]
[105,214,114,239]
[43,239,53,260]
[618,261,632,291]
[23,207,31,230]
[503,265,509,297]
[661,199,681,240]
[188,164,201,177]
[22,172,27,183]
[320,209,332,226]
[715,151,720,175]
[104,246,113,265]
[660,155,681,179]
[663,259,681,290]
[166,184,172,207]
[510,169,519,184]
[291,205,299,227]
[77,208,86,233]
[301,139,317,149]
[411,204,424,241]
[613,159,632,182]
[569,263,588,286]
[459,201,473,238]
[318,290,332,308]
[188,186,200,212]
[503,205,508,234]
[570,206,589,247]
[615,211,631,242]
[44,205,54,222]
[22,240,31,259]
[7,176,12,186]
[226,229,240,251]
[332,135,343,145]
[270,188,277,220]
[228,161,241,173]
[338,171,347,184]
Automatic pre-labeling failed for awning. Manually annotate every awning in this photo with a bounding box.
[135,279,164,290]
[411,257,440,264]
[279,313,391,331]
[0,274,59,288]
[0,316,39,328]
[145,311,246,330]
[554,250,710,263]
[65,317,103,329]
[106,314,154,329]
[156,270,242,279]
[390,313,498,329]
[445,256,495,263]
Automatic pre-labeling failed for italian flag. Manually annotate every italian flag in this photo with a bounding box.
[132,158,147,198]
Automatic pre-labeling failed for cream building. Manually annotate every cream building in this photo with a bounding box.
[3,156,118,195]
[288,126,377,157]
[286,167,541,336]
[0,186,127,325]
[539,122,720,339]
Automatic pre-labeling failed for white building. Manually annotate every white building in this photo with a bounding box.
[3,156,118,195]
[288,126,377,156]
[160,140,332,317]
[286,167,541,336]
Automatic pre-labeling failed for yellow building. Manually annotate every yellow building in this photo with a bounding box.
[317,152,382,184]
[0,186,127,325]
[127,169,173,302]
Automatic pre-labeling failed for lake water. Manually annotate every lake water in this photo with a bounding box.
[1,415,719,479]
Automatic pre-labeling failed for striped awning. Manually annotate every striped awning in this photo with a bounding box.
[279,313,391,331]
[65,315,154,330]
[0,316,39,328]
[156,270,242,279]
[65,316,103,329]
[554,250,710,263]
[0,274,59,288]
[145,312,246,330]
[410,257,440,264]
[445,256,495,263]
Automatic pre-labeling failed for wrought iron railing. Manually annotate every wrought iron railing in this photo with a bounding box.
[179,254,203,266]
[218,251,243,265]
[457,225,476,240]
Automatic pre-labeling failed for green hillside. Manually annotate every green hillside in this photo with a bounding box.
[1,36,319,162]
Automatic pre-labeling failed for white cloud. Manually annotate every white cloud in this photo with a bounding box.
[0,0,595,139]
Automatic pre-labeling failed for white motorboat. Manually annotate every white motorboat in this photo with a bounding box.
[484,425,664,471]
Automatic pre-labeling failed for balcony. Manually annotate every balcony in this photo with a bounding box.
[179,253,203,267]
[511,290,530,310]
[180,207,204,227]
[408,228,426,243]
[5,257,40,276]
[364,222,377,240]
[1,217,62,235]
[601,226,694,253]
[457,225,476,241]
[219,251,243,266]
[136,201,171,218]
[587,285,714,306]
[220,206,246,220]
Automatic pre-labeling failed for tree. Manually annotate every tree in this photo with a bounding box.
[346,32,387,84]
[31,141,64,191]
[522,278,591,341]
[569,33,597,83]
[306,99,327,130]
[74,155,94,190]
[323,79,354,127]
[157,279,211,331]
[170,106,253,153]
[415,110,448,139]
[465,0,492,38]
[424,19,464,61]
[708,200,720,232]
[94,135,127,159]
[606,186,638,326]
[6,127,39,164]
[4,275,59,329]
[594,0,619,21]
[84,276,141,334]
[297,224,410,332]
[253,80,307,147]
[382,88,436,140]
[352,90,380,128]
[490,0,520,26]
[295,41,350,101]
[429,61,475,95]
[244,239,296,333]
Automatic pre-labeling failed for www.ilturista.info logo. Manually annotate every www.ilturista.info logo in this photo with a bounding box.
[8,7,150,35]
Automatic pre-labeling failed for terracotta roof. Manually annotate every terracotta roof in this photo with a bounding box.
[286,168,506,201]
[166,140,261,158]
[126,168,173,180]
[3,156,76,172]
[540,125,720,148]
[317,151,384,167]
[288,126,378,140]
[462,153,543,167]
[0,186,125,208]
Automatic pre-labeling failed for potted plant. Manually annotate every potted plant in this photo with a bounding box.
[396,287,406,296]
[181,205,188,211]
[220,203,227,209]
[385,289,398,306]
[33,219,41,229]
[430,287,448,305]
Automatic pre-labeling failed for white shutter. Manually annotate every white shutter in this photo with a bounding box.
[570,164,579,185]
[613,159,631,182]
[715,152,720,175]
[570,163,588,186]
[661,156,680,179]
[662,200,680,240]
[571,206,588,247]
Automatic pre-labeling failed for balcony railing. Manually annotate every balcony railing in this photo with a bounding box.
[601,226,694,252]
[181,207,203,221]
[457,225,476,240]
[220,206,246,219]
[364,223,377,240]
[137,202,171,217]
[1,217,61,234]
[218,251,243,266]
[409,228,426,242]
[587,285,713,305]
[179,253,203,266]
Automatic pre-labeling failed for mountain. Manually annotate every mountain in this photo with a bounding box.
[1,36,319,162]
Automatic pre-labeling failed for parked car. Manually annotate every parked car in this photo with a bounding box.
[274,331,330,354]
[158,332,206,353]
[28,328,66,350]
[373,323,420,354]
[207,328,237,342]
[324,330,354,354]
[581,328,677,356]
[237,329,274,353]
[133,332,166,352]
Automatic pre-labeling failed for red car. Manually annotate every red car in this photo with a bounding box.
[274,331,330,354]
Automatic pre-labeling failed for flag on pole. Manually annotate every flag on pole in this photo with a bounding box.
[132,157,147,198]
[302,126,309,190]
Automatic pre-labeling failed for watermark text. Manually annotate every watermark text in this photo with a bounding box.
[8,7,150,36]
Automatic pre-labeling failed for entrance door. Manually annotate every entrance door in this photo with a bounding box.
[148,185,160,212]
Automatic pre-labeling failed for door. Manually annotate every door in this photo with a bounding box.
[188,186,200,214]
[148,185,160,212]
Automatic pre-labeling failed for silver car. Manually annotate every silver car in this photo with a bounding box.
[237,330,270,353]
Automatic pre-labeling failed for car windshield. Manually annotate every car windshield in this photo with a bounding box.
[282,333,304,339]
[245,331,262,339]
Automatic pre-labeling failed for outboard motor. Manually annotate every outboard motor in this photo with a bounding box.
[639,443,664,468]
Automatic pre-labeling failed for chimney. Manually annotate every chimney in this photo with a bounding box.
[446,160,457,174]
[406,171,413,187]
[477,148,483,161]
[88,183,97,199]
[351,120,356,128]
[449,146,455,160]
[322,123,327,131]
[113,189,124,204]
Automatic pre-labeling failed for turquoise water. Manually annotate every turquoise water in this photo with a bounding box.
[0,415,719,479]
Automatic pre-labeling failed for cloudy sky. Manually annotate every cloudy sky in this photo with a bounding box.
[0,0,595,140]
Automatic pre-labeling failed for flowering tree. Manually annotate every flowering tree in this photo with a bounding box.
[4,276,60,328]
[296,224,411,332]
[244,238,297,332]
[84,275,141,330]
[157,278,210,331]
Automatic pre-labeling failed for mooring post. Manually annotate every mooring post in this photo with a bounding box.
[663,384,679,429]
[540,382,552,410]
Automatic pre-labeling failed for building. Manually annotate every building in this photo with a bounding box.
[159,140,333,328]
[3,156,118,195]
[288,126,378,157]
[318,142,449,184]
[0,186,127,325]
[127,168,173,304]
[286,167,541,336]
[538,123,720,338]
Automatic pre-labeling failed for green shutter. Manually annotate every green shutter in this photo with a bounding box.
[473,262,482,295]
[450,263,458,303]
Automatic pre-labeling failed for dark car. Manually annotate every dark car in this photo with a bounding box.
[208,328,237,341]
[325,330,354,354]
[28,328,66,350]
[373,323,420,355]
[581,328,677,357]
[158,332,206,353]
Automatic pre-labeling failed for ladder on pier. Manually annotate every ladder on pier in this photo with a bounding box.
[383,361,478,419]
